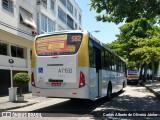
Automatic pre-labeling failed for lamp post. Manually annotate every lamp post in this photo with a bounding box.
[8,60,17,102]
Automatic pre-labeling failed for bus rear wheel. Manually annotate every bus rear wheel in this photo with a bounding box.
[120,81,125,92]
[106,83,112,100]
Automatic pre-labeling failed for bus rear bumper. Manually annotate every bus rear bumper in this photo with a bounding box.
[32,86,90,99]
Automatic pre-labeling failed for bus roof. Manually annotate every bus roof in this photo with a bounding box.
[36,30,88,38]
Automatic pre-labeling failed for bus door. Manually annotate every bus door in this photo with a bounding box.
[94,47,102,97]
[89,40,101,99]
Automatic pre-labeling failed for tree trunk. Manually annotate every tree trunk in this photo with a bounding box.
[151,60,154,82]
[140,65,144,80]
[143,63,148,82]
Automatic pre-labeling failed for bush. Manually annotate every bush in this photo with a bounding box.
[13,72,30,96]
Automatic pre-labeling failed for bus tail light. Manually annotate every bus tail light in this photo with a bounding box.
[79,71,86,88]
[31,72,36,87]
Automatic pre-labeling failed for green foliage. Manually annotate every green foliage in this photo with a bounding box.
[90,0,160,79]
[13,72,30,86]
[89,0,160,24]
[107,18,160,75]
[130,26,160,65]
[13,72,30,96]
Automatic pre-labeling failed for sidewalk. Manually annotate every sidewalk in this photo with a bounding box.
[140,80,160,99]
[0,93,39,111]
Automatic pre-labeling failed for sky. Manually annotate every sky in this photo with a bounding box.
[75,0,123,44]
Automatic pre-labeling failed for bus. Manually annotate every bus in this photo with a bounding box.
[31,30,127,100]
[127,69,139,84]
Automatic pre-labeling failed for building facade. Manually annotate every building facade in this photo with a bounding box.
[0,0,82,95]
[37,0,82,34]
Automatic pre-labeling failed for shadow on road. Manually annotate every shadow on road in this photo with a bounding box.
[91,85,160,120]
[31,90,124,117]
[31,84,160,119]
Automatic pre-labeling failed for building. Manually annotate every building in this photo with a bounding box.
[0,0,82,95]
[36,0,82,33]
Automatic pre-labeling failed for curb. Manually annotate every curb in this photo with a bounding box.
[140,82,160,99]
[145,86,160,99]
[0,100,39,111]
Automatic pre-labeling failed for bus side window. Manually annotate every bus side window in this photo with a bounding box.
[117,58,121,72]
[89,39,95,67]
[105,50,110,70]
[121,61,125,73]
[110,54,114,71]
[101,49,105,68]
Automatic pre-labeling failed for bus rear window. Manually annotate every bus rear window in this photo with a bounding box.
[36,33,82,56]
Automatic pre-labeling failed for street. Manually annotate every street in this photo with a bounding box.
[1,84,160,120]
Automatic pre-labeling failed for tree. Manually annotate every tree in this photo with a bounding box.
[130,26,160,80]
[13,72,30,96]
[108,18,151,66]
[107,18,160,81]
[89,0,160,24]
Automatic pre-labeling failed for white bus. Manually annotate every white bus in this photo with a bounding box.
[31,30,127,100]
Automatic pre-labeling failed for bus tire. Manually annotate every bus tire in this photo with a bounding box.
[121,81,125,92]
[106,83,112,100]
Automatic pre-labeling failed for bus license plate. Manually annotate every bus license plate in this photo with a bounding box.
[51,82,61,86]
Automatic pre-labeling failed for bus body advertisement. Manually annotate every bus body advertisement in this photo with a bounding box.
[31,30,127,100]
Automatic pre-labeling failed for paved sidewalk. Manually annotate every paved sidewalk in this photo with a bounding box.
[0,93,39,111]
[140,80,160,99]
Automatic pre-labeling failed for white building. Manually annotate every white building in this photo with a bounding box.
[0,0,82,95]
[37,0,82,33]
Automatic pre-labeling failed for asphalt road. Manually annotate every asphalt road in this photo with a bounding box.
[2,84,160,120]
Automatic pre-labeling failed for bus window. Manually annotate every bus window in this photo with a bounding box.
[105,50,110,70]
[117,58,121,72]
[89,39,95,67]
[101,49,105,68]
[114,56,117,71]
[36,33,82,56]
[94,47,102,72]
[110,54,115,71]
